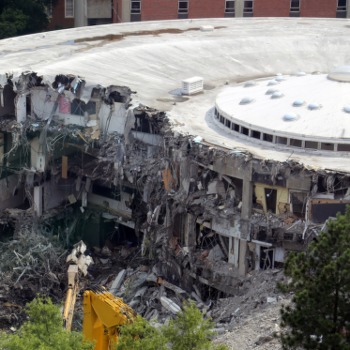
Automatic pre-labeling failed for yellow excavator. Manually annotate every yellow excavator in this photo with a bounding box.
[63,241,136,350]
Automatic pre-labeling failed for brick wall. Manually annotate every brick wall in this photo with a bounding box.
[48,0,74,30]
[189,0,225,18]
[301,0,337,17]
[141,0,179,21]
[254,0,291,17]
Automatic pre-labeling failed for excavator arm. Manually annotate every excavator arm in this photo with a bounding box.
[83,288,136,350]
[63,241,136,350]
[63,264,79,330]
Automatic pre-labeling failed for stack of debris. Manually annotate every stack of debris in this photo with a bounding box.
[0,229,67,329]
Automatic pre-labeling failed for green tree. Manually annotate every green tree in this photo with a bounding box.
[279,208,350,350]
[0,0,54,39]
[116,301,228,350]
[0,297,93,350]
[116,315,168,350]
[0,8,28,39]
[163,301,217,350]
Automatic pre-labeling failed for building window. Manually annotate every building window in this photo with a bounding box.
[263,133,273,142]
[241,126,249,136]
[243,1,253,14]
[178,0,189,14]
[225,0,235,14]
[252,130,261,140]
[131,1,141,14]
[337,0,347,11]
[290,191,307,217]
[65,0,74,18]
[290,0,300,12]
[290,138,302,147]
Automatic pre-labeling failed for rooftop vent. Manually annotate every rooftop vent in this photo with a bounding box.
[239,97,254,105]
[283,113,299,121]
[293,99,305,107]
[182,77,204,95]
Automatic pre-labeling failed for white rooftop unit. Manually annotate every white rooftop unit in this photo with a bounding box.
[182,76,204,95]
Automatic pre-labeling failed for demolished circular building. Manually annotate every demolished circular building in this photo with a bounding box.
[1,18,350,297]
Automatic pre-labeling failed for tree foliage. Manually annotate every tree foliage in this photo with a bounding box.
[0,0,54,39]
[162,301,218,350]
[116,301,228,350]
[115,315,168,350]
[0,297,93,350]
[279,208,350,350]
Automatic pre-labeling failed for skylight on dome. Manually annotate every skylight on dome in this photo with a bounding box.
[240,97,254,105]
[308,102,321,110]
[344,105,350,113]
[283,113,299,121]
[271,91,284,99]
[293,99,305,107]
[244,81,256,87]
[267,80,278,86]
[266,88,278,95]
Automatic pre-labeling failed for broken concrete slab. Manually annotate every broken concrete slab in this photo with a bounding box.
[109,269,126,295]
[160,296,181,314]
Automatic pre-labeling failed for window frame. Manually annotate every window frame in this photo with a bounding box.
[337,0,347,11]
[131,0,141,14]
[225,0,235,14]
[290,0,300,12]
[178,0,189,14]
[65,0,74,18]
[243,0,254,14]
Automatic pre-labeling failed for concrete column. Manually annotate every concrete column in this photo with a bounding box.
[74,0,88,27]
[239,164,253,275]
[347,0,350,18]
[15,94,27,123]
[241,178,253,224]
[255,243,260,270]
[34,186,43,217]
[0,88,4,107]
[184,213,196,247]
[113,0,118,22]
[82,191,88,207]
[30,138,46,172]
[238,240,247,275]
[235,0,244,17]
[121,0,131,22]
[228,237,239,267]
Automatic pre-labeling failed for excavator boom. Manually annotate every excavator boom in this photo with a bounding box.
[63,242,136,350]
[83,288,136,350]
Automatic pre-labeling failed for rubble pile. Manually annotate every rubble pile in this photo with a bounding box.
[0,229,67,328]
[214,301,285,350]
[82,251,290,350]
[212,269,289,350]
[85,245,288,337]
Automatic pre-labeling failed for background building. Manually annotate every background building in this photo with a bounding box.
[48,0,350,30]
